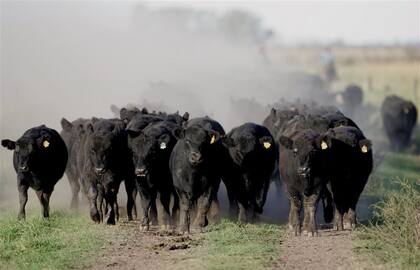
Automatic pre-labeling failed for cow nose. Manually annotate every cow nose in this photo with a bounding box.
[19,166,28,172]
[95,167,105,174]
[298,167,310,177]
[135,167,147,177]
[189,152,202,165]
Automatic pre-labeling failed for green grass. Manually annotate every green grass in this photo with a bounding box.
[202,219,286,270]
[0,211,105,270]
[355,180,420,270]
[364,153,420,197]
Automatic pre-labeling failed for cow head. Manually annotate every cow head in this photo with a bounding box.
[2,134,52,173]
[128,126,173,177]
[222,134,274,164]
[173,124,220,166]
[86,123,119,175]
[279,130,331,196]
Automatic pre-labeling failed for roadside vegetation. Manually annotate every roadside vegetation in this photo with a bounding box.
[0,211,105,270]
[202,219,286,270]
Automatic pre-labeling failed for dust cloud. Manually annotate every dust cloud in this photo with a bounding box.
[0,2,377,222]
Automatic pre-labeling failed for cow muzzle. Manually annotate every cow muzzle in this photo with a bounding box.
[135,167,148,177]
[19,166,29,172]
[188,151,202,166]
[298,166,311,178]
[95,167,106,175]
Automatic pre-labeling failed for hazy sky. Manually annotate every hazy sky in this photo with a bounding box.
[149,0,420,44]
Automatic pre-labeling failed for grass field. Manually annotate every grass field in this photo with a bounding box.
[0,211,105,270]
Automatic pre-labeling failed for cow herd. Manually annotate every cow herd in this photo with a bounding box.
[1,94,418,236]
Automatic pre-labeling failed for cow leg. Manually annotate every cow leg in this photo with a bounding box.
[157,192,172,230]
[178,191,192,234]
[303,194,319,237]
[223,179,238,218]
[138,188,155,231]
[344,207,357,230]
[17,182,29,220]
[194,187,215,230]
[149,201,158,225]
[68,172,80,210]
[288,193,302,236]
[103,186,117,225]
[88,183,100,223]
[97,185,104,223]
[333,208,344,231]
[124,179,136,221]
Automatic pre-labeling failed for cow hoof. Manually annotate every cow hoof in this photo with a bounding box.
[302,230,308,236]
[140,224,150,231]
[106,219,116,225]
[343,222,351,230]
[307,231,318,237]
[288,224,294,231]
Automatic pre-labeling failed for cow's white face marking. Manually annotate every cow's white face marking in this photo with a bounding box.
[361,145,368,153]
[321,141,328,150]
[210,135,216,144]
[263,142,271,149]
[160,142,167,150]
[43,140,50,148]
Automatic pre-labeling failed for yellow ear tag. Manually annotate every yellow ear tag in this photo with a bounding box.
[263,142,271,149]
[43,140,50,148]
[361,145,368,153]
[321,141,328,150]
[210,135,216,144]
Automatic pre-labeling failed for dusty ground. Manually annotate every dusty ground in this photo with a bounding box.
[88,221,206,270]
[277,228,386,270]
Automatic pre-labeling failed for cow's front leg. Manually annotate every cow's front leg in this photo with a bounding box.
[88,183,100,223]
[157,191,172,230]
[17,181,29,220]
[124,178,137,221]
[194,187,215,230]
[288,193,302,236]
[178,191,192,234]
[303,194,319,237]
[344,207,357,230]
[334,208,344,231]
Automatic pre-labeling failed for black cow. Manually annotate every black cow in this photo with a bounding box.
[335,84,363,118]
[381,95,418,151]
[222,123,276,222]
[128,120,180,230]
[60,118,91,209]
[277,116,332,236]
[324,126,373,230]
[82,119,136,224]
[1,125,68,219]
[170,117,226,233]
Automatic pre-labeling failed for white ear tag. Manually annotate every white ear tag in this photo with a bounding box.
[263,142,271,149]
[210,135,216,144]
[43,140,50,148]
[160,142,167,150]
[361,145,368,153]
[321,141,328,150]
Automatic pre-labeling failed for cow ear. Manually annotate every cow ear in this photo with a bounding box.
[61,118,73,132]
[159,134,170,150]
[208,130,220,145]
[259,136,273,149]
[172,127,184,139]
[221,136,235,147]
[182,112,190,121]
[279,136,293,149]
[359,139,372,153]
[141,107,149,114]
[1,139,16,150]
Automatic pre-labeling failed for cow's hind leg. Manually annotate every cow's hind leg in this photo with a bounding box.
[68,173,80,210]
[124,179,136,221]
